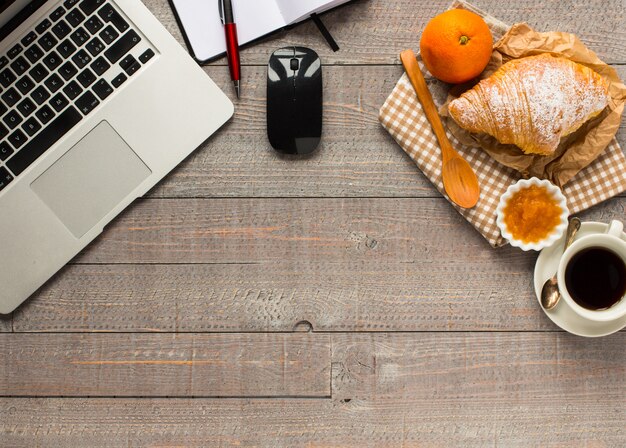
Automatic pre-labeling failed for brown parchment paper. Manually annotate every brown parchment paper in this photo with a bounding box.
[440,23,626,187]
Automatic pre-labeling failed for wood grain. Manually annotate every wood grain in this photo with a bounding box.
[331,333,626,401]
[147,65,626,199]
[0,333,330,397]
[141,0,626,65]
[2,397,624,448]
[12,261,542,332]
[76,197,493,264]
[12,197,626,332]
[1,333,624,447]
[77,197,626,265]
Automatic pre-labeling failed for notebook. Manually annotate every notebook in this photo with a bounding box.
[169,0,352,63]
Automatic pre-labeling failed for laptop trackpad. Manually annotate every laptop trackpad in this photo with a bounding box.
[31,121,151,238]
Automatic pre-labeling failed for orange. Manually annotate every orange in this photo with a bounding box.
[419,9,493,84]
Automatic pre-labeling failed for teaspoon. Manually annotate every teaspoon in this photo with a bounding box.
[540,217,581,310]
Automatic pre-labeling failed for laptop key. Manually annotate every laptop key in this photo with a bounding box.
[99,25,118,44]
[79,0,105,15]
[31,85,51,105]
[90,56,109,75]
[77,68,96,87]
[85,15,104,34]
[111,72,126,87]
[104,30,140,63]
[86,37,104,56]
[67,9,85,27]
[57,39,77,58]
[6,106,82,176]
[72,49,91,68]
[64,0,81,9]
[25,44,44,63]
[58,61,78,80]
[0,140,13,160]
[0,166,13,191]
[0,56,8,70]
[75,90,99,115]
[92,78,112,99]
[0,102,6,117]
[8,129,27,148]
[138,49,155,64]
[28,63,49,83]
[98,4,128,32]
[36,104,55,124]
[70,27,90,46]
[50,6,66,22]
[22,117,41,136]
[0,69,14,88]
[109,9,129,33]
[15,76,35,95]
[120,55,140,76]
[52,20,72,39]
[10,56,29,76]
[38,32,58,51]
[3,110,22,129]
[17,98,36,117]
[44,73,63,92]
[8,44,23,59]
[119,54,133,69]
[2,87,20,107]
[50,93,69,111]
[42,51,62,71]
[63,80,83,100]
[35,19,52,35]
[21,31,38,47]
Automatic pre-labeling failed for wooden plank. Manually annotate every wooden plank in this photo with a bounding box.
[142,0,626,65]
[0,333,330,397]
[331,333,626,402]
[3,398,624,448]
[2,333,624,446]
[77,197,490,264]
[12,261,542,332]
[13,197,626,332]
[148,65,626,199]
[76,197,626,264]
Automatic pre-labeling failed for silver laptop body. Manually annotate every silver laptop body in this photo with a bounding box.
[0,0,233,313]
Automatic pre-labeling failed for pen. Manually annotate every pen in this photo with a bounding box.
[218,0,241,98]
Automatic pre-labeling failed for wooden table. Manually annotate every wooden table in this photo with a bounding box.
[2,0,625,446]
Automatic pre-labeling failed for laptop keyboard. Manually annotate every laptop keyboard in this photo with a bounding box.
[0,0,155,192]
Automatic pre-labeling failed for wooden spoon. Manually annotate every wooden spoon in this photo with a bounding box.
[400,49,480,208]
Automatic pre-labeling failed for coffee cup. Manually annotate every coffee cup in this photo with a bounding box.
[557,220,626,322]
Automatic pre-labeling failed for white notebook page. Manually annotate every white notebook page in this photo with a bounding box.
[170,0,286,62]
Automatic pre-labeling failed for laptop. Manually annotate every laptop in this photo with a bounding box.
[0,0,234,313]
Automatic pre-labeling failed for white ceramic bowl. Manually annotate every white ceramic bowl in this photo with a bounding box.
[496,178,569,251]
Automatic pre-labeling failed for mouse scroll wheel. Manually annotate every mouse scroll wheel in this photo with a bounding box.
[290,58,299,71]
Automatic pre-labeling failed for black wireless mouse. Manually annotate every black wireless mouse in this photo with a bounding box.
[267,47,323,155]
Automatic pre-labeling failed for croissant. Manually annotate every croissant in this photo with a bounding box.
[448,53,609,155]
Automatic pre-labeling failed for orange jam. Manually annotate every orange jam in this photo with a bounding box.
[503,185,562,243]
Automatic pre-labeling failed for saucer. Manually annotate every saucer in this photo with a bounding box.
[534,221,626,337]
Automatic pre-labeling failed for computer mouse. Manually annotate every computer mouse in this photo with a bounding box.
[267,47,323,155]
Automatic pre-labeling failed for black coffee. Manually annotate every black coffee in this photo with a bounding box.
[564,247,626,310]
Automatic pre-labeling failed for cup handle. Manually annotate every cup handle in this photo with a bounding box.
[606,220,624,237]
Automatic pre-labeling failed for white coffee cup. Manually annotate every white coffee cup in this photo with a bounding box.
[557,220,626,322]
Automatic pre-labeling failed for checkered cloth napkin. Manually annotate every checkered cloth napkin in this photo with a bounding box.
[379,1,626,247]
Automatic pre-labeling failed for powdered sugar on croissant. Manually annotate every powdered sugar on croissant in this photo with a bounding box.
[448,53,609,155]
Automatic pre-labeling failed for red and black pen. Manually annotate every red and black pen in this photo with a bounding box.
[219,0,241,98]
